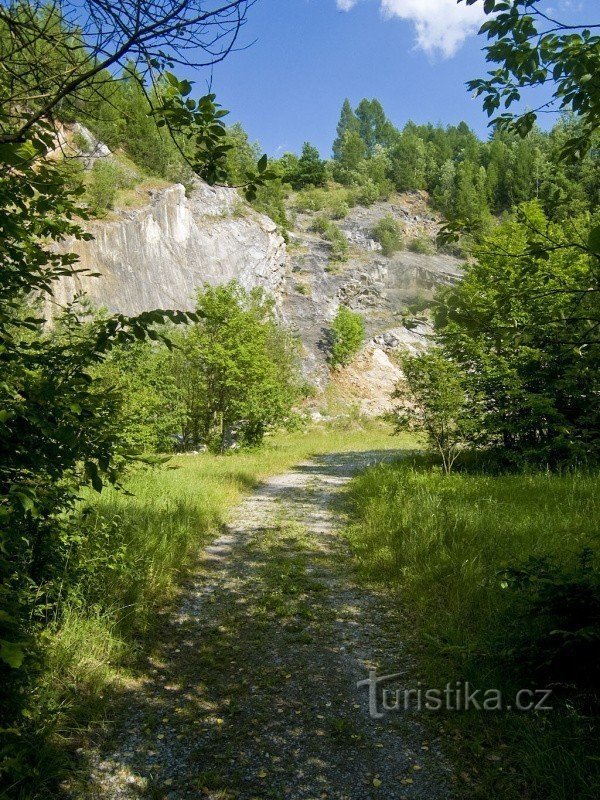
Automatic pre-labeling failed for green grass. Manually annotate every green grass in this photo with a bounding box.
[21,422,403,797]
[344,458,600,800]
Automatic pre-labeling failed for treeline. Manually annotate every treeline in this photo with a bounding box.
[57,64,598,238]
[212,98,599,238]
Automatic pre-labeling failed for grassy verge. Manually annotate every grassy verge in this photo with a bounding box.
[344,457,600,800]
[22,423,401,797]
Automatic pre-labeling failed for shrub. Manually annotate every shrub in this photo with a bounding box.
[372,215,404,256]
[311,217,349,262]
[408,235,435,254]
[86,158,137,217]
[310,214,330,234]
[325,224,349,262]
[329,305,365,368]
[294,187,328,212]
[328,196,350,220]
[354,177,379,206]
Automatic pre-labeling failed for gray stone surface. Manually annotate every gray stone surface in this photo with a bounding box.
[50,182,286,316]
[49,183,462,392]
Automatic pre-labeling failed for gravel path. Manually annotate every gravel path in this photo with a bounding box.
[77,450,451,799]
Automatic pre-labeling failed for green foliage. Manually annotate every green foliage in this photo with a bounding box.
[393,350,471,474]
[372,215,403,256]
[328,306,365,368]
[462,0,600,160]
[355,98,395,155]
[168,282,301,452]
[327,195,350,220]
[0,158,195,785]
[325,225,349,262]
[85,67,193,184]
[156,76,275,202]
[331,130,368,184]
[286,142,327,189]
[94,341,184,452]
[332,98,360,160]
[388,129,426,191]
[501,548,600,691]
[86,158,137,217]
[310,217,349,262]
[408,235,435,254]
[346,461,600,800]
[434,202,599,466]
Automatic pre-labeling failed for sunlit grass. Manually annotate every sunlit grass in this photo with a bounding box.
[35,422,409,776]
[345,457,600,800]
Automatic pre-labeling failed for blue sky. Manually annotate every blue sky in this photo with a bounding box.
[190,0,593,157]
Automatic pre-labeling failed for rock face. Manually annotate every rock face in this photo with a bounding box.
[50,181,462,412]
[280,193,462,390]
[51,182,287,316]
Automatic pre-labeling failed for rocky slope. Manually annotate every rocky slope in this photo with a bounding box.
[280,192,462,395]
[51,182,286,316]
[51,175,462,413]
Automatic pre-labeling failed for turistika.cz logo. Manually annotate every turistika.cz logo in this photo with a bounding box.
[357,670,553,719]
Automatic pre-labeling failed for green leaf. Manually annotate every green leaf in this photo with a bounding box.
[0,640,25,669]
[588,225,600,257]
[85,461,103,493]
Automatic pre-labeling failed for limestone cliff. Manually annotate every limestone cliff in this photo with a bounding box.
[51,178,462,412]
[51,182,286,316]
[280,192,463,395]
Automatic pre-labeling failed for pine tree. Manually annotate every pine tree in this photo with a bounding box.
[332,99,359,160]
[331,130,367,184]
[289,142,327,189]
[355,98,392,155]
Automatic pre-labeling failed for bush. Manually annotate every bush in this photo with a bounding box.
[372,215,404,256]
[328,196,350,220]
[329,305,365,368]
[295,187,328,212]
[86,158,137,217]
[354,177,379,206]
[325,223,349,262]
[311,217,349,262]
[408,235,435,254]
[310,215,330,234]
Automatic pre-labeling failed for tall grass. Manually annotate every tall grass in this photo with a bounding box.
[24,423,405,798]
[345,458,600,799]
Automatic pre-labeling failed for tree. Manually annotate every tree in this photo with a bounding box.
[0,1,251,146]
[169,282,300,452]
[288,142,327,189]
[389,129,426,191]
[332,98,360,160]
[432,158,456,216]
[355,98,394,155]
[0,1,264,786]
[331,130,368,185]
[461,0,600,169]
[434,202,599,466]
[328,306,365,368]
[453,160,491,231]
[392,350,471,474]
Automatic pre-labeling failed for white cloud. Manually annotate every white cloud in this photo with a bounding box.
[336,0,486,58]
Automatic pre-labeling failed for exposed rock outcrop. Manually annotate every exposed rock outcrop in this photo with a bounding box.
[50,182,287,316]
[280,194,462,388]
[50,179,461,412]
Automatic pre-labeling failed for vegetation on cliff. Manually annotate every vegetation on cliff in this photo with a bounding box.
[0,0,598,797]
